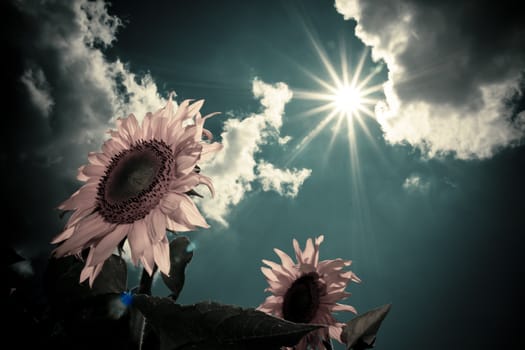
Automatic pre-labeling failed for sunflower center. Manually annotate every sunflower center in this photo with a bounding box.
[282,272,324,324]
[96,139,175,224]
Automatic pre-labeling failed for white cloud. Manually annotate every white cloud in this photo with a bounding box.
[402,174,430,194]
[278,135,292,145]
[198,79,311,226]
[15,0,165,171]
[257,162,312,198]
[13,0,310,232]
[335,0,525,159]
[20,68,54,118]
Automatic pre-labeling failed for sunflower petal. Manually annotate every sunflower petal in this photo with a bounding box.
[153,237,170,275]
[89,224,130,266]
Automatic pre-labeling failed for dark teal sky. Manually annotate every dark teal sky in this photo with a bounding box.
[5,0,524,349]
[103,1,524,348]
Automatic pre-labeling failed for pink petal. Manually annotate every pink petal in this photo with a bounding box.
[142,112,153,139]
[128,114,143,140]
[65,204,96,229]
[169,174,214,198]
[174,194,209,228]
[318,259,352,275]
[175,143,203,177]
[148,208,166,243]
[51,226,75,244]
[302,238,315,264]
[312,235,324,267]
[340,270,361,283]
[270,269,294,289]
[53,214,114,257]
[166,217,194,232]
[149,113,162,138]
[262,295,283,305]
[292,238,303,264]
[202,128,213,140]
[197,175,215,197]
[127,219,149,265]
[80,265,93,284]
[58,182,97,210]
[323,272,349,288]
[123,114,139,139]
[169,173,201,193]
[89,262,104,287]
[257,295,283,314]
[153,237,170,275]
[141,244,155,276]
[166,100,191,142]
[91,152,110,166]
[321,290,351,304]
[89,224,131,266]
[112,134,130,149]
[265,279,289,296]
[331,303,357,314]
[262,259,296,281]
[273,248,296,273]
[261,267,278,282]
[160,191,183,213]
[156,116,169,142]
[82,164,105,177]
[328,323,345,343]
[193,111,220,142]
[172,99,192,122]
[101,139,119,158]
[200,142,223,161]
[76,165,89,181]
[187,100,204,118]
[87,152,105,166]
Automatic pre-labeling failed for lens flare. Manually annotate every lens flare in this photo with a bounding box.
[333,85,363,115]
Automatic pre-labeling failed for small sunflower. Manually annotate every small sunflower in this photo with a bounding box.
[52,95,221,286]
[257,235,361,350]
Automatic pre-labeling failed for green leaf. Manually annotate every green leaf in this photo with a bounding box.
[342,304,392,350]
[44,254,127,308]
[133,294,323,350]
[161,236,193,301]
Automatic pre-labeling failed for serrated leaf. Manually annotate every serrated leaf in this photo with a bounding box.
[161,236,193,300]
[342,304,392,350]
[57,293,133,349]
[44,254,127,308]
[133,294,323,350]
[7,247,25,265]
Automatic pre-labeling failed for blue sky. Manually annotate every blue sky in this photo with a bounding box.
[5,0,524,349]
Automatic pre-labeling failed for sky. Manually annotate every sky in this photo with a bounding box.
[4,0,525,349]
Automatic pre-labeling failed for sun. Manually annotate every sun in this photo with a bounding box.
[333,84,363,115]
[289,38,385,163]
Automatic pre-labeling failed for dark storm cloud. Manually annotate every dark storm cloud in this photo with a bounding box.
[337,0,524,106]
[335,0,524,158]
[3,0,311,253]
[397,0,523,107]
[4,0,163,254]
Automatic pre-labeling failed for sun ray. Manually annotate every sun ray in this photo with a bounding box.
[350,48,368,88]
[281,5,387,272]
[286,110,339,165]
[291,41,384,161]
[340,36,351,87]
[305,28,342,89]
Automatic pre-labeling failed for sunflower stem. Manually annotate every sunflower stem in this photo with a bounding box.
[138,266,158,295]
[129,267,158,350]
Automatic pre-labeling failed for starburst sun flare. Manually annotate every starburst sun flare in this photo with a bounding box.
[291,38,385,160]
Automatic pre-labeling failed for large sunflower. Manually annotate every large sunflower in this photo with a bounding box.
[257,235,361,350]
[52,95,221,286]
